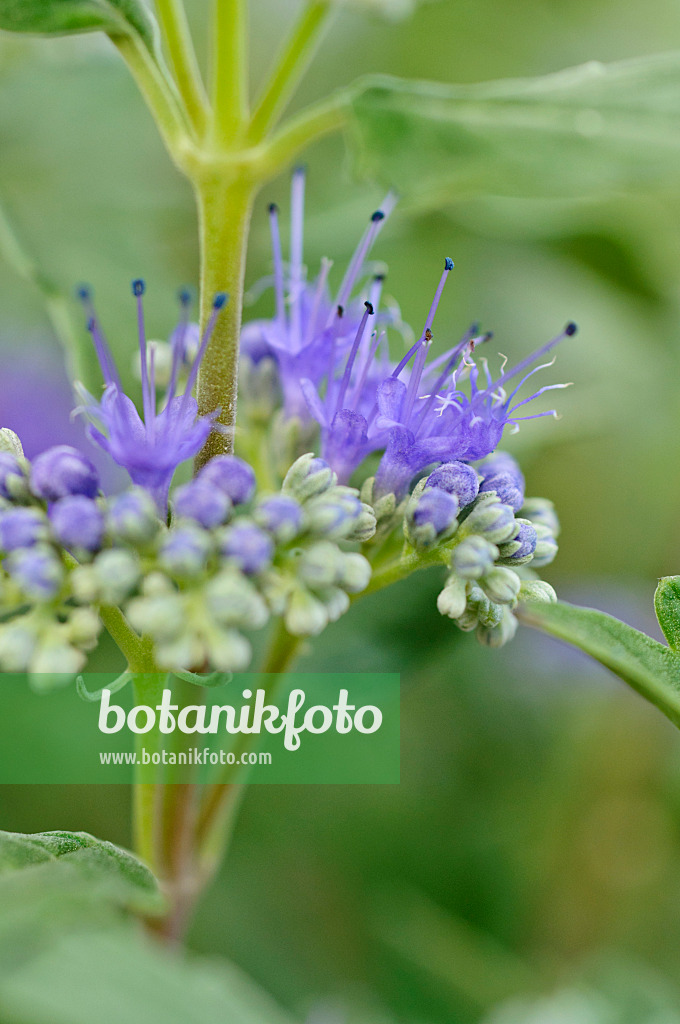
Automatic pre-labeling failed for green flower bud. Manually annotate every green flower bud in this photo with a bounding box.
[126,594,186,642]
[282,453,336,502]
[476,607,519,648]
[285,586,328,636]
[154,633,203,672]
[141,572,176,597]
[205,570,269,630]
[91,550,141,604]
[462,493,518,544]
[338,552,371,594]
[437,576,467,619]
[297,542,345,589]
[519,579,557,603]
[479,566,521,606]
[452,536,498,579]
[0,621,34,670]
[316,585,350,623]
[30,642,85,679]
[531,523,559,568]
[205,628,252,673]
[0,428,24,457]
[66,608,102,649]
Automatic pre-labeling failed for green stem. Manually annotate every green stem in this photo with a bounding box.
[194,174,257,466]
[211,0,248,147]
[262,91,349,176]
[155,0,209,135]
[131,672,167,872]
[248,1,332,142]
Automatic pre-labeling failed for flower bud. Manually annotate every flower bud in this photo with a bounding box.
[29,642,85,680]
[479,472,524,512]
[173,479,231,529]
[519,579,557,603]
[462,494,517,544]
[452,535,498,579]
[218,521,273,575]
[66,607,102,648]
[254,494,304,541]
[0,507,48,551]
[239,355,281,421]
[154,633,204,673]
[0,622,34,670]
[282,453,336,501]
[478,452,524,489]
[198,455,255,505]
[0,452,27,500]
[304,489,363,539]
[344,502,377,542]
[0,428,24,458]
[159,526,211,578]
[91,549,140,604]
[426,462,479,508]
[285,586,328,636]
[297,542,345,589]
[479,566,521,605]
[31,445,99,501]
[205,570,269,629]
[338,552,371,594]
[204,628,252,673]
[126,594,186,642]
[498,520,537,564]
[530,523,559,568]
[406,487,459,548]
[476,606,519,647]
[108,488,159,545]
[521,497,560,537]
[317,586,350,622]
[437,576,467,619]
[49,496,105,554]
[6,545,64,601]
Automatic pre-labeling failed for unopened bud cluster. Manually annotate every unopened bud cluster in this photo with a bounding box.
[0,431,375,683]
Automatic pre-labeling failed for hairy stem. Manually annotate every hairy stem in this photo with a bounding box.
[212,0,249,147]
[194,174,256,466]
[248,1,332,142]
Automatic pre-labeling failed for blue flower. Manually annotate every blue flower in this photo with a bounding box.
[241,167,398,419]
[299,258,576,497]
[75,282,227,510]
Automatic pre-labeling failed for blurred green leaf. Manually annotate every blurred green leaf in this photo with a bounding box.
[0,0,159,55]
[0,829,164,916]
[517,599,680,730]
[654,576,680,653]
[323,0,425,19]
[348,54,680,202]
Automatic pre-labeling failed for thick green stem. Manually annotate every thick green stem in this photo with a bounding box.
[211,0,248,146]
[194,174,256,466]
[248,2,332,142]
[131,672,167,872]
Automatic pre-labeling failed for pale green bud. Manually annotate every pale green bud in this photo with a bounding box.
[452,536,498,579]
[66,608,102,649]
[285,586,328,636]
[206,628,252,673]
[126,594,186,642]
[91,550,141,604]
[30,642,85,680]
[0,428,24,457]
[154,634,204,673]
[205,570,269,630]
[0,622,34,670]
[141,572,175,597]
[297,542,345,589]
[479,566,521,606]
[316,586,350,623]
[462,494,518,544]
[519,579,557,603]
[531,523,559,568]
[282,453,336,502]
[338,552,371,594]
[437,576,467,619]
[521,497,560,537]
[476,607,519,648]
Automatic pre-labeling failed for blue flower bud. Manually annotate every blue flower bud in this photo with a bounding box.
[0,507,48,551]
[479,472,524,512]
[159,525,211,578]
[463,495,517,544]
[499,520,537,563]
[31,445,99,501]
[218,521,273,575]
[198,455,255,505]
[6,545,63,600]
[530,523,558,568]
[254,494,304,541]
[407,487,459,548]
[108,488,160,545]
[520,497,560,537]
[48,496,105,554]
[426,462,479,508]
[478,451,524,490]
[452,535,498,579]
[173,479,231,529]
[282,453,336,501]
[0,452,25,499]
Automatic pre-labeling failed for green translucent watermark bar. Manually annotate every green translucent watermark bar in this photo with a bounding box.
[0,673,400,784]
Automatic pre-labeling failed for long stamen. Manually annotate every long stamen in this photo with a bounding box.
[392,258,454,378]
[268,203,286,327]
[494,322,577,391]
[77,286,121,388]
[132,279,153,426]
[352,329,384,411]
[148,343,157,443]
[402,334,431,424]
[335,301,374,415]
[290,167,305,345]
[167,288,191,404]
[303,257,332,350]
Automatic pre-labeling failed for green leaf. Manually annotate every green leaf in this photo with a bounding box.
[654,576,680,653]
[347,54,680,203]
[516,599,680,730]
[0,0,159,55]
[0,830,164,916]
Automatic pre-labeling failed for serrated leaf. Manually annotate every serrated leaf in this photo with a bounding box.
[0,830,164,916]
[517,599,680,730]
[0,0,159,56]
[348,53,680,203]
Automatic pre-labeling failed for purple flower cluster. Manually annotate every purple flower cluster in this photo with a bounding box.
[75,282,227,510]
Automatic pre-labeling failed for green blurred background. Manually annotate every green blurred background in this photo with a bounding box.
[3,0,680,1019]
